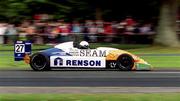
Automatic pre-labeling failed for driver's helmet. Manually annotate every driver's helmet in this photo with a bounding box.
[79,41,89,49]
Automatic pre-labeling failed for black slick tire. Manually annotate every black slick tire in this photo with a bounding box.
[116,54,134,71]
[30,53,50,71]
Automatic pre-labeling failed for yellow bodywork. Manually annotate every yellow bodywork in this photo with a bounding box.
[106,50,137,60]
[106,50,152,70]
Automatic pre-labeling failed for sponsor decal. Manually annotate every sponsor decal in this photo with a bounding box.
[109,62,117,68]
[50,56,106,68]
[68,49,106,57]
[66,60,101,66]
[54,57,63,66]
[69,48,79,56]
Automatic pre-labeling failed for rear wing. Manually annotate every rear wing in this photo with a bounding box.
[14,40,31,61]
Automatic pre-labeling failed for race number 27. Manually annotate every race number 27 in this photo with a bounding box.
[15,44,25,53]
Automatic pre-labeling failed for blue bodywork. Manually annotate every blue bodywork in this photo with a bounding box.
[14,41,31,61]
[40,48,71,57]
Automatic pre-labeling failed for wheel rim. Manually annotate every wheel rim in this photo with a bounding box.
[118,55,134,70]
[32,54,47,70]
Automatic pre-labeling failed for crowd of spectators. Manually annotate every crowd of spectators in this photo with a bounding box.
[0,17,156,44]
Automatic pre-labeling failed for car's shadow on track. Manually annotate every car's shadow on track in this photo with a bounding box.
[1,69,152,72]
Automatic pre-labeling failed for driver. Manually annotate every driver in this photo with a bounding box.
[79,41,89,49]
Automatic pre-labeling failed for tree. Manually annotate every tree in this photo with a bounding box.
[154,0,180,47]
[0,0,161,22]
[66,0,105,20]
[0,0,71,22]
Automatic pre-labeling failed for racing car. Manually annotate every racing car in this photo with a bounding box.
[14,40,152,71]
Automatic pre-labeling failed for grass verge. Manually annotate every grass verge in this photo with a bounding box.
[0,93,180,101]
[0,44,52,51]
[141,56,180,68]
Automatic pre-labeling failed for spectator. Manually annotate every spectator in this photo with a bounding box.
[88,23,98,42]
[125,25,135,35]
[96,20,104,34]
[26,25,37,43]
[117,20,127,34]
[51,24,61,43]
[104,22,114,42]
[124,16,136,26]
[72,21,82,33]
[111,21,118,34]
[0,18,156,44]
[5,24,17,44]
[95,20,104,28]
[85,20,93,27]
[58,23,71,42]
[133,23,140,34]
[96,20,104,42]
[82,23,90,41]
[121,16,136,35]
[41,22,52,43]
[139,24,153,34]
[0,23,7,44]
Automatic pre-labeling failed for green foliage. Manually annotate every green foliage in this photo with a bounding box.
[0,0,72,22]
[0,0,163,22]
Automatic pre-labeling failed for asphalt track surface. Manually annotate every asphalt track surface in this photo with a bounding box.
[1,70,180,87]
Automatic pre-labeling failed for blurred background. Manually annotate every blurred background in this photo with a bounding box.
[0,0,180,69]
[0,0,179,45]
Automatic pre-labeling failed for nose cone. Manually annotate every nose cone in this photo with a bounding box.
[135,63,152,70]
[134,58,152,70]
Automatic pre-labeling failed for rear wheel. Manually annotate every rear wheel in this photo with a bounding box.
[30,53,50,71]
[116,54,134,71]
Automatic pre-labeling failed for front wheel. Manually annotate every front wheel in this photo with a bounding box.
[30,53,50,71]
[116,54,134,71]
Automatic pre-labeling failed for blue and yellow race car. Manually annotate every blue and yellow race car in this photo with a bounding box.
[14,41,152,71]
